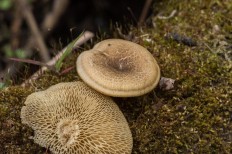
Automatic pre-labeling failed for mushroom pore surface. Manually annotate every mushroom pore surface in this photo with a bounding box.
[76,39,160,97]
[21,82,132,154]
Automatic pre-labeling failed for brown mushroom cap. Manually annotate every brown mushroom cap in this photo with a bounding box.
[21,82,132,154]
[76,39,160,97]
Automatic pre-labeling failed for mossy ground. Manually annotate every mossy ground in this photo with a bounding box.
[0,0,232,153]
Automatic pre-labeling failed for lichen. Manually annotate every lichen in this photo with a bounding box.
[0,0,232,153]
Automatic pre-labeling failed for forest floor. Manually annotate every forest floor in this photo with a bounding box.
[0,0,232,153]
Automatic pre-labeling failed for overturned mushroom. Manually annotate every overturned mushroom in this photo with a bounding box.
[76,39,160,97]
[21,82,132,154]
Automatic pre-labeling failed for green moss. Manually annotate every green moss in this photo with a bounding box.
[130,0,232,153]
[0,0,232,153]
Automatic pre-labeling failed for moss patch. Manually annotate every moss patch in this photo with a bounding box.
[0,0,232,153]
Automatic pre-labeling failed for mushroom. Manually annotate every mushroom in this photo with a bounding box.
[21,82,132,154]
[76,39,160,97]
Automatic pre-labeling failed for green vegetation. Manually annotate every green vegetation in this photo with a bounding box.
[0,0,12,10]
[0,0,231,153]
[55,32,84,72]
[4,45,26,59]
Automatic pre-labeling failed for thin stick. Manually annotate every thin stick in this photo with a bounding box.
[157,10,177,20]
[21,31,94,87]
[9,58,50,67]
[18,0,50,62]
[42,0,69,34]
[138,0,153,26]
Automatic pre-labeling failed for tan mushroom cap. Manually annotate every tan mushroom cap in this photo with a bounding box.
[21,82,132,154]
[76,39,160,97]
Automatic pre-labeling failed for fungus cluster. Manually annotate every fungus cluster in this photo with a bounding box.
[21,39,160,153]
[77,39,160,97]
[21,82,132,154]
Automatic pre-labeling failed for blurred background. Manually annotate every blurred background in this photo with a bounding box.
[0,0,155,85]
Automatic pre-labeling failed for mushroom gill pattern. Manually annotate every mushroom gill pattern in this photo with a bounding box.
[21,82,132,154]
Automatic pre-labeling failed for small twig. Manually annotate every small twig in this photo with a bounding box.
[138,0,153,26]
[42,0,69,35]
[115,24,135,41]
[165,32,197,47]
[26,0,69,54]
[127,7,138,24]
[11,4,23,49]
[8,58,52,68]
[18,0,50,62]
[203,42,215,53]
[21,31,94,87]
[59,66,75,75]
[157,10,177,20]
